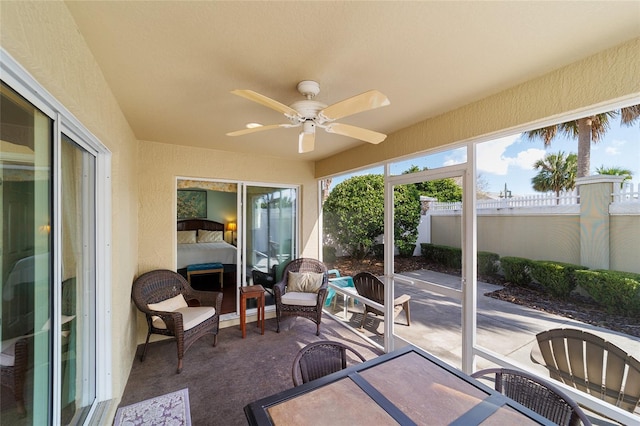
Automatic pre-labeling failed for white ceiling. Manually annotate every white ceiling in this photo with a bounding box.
[65,1,640,161]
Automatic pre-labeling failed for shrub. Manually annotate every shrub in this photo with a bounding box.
[397,241,417,258]
[421,244,499,275]
[575,269,640,315]
[478,251,500,277]
[529,260,588,298]
[323,245,336,263]
[372,243,384,259]
[500,257,532,287]
[421,244,462,269]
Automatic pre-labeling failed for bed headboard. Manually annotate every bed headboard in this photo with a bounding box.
[177,219,225,232]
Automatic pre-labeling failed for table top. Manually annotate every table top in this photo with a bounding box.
[244,345,554,426]
[241,285,265,294]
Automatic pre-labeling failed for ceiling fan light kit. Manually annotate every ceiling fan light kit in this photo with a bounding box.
[227,80,390,153]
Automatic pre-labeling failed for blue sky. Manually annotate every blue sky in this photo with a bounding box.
[330,121,639,197]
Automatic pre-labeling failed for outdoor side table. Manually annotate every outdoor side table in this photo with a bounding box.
[240,285,265,338]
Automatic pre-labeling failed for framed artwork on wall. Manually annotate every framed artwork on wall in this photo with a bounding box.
[177,190,207,219]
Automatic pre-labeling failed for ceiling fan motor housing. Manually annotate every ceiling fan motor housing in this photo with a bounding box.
[297,80,320,99]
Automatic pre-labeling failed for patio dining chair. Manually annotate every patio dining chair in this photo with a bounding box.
[352,271,411,329]
[531,328,640,413]
[471,368,591,426]
[292,340,366,386]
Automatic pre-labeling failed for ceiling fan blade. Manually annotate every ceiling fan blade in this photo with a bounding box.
[231,89,299,117]
[298,131,315,153]
[226,123,293,137]
[325,123,387,144]
[319,90,390,121]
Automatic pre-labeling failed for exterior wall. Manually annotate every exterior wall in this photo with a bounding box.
[137,140,320,278]
[431,208,640,274]
[610,215,640,273]
[1,0,139,409]
[316,38,640,179]
[432,214,581,265]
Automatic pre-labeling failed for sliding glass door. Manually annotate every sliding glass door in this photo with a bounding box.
[245,185,297,304]
[1,81,98,425]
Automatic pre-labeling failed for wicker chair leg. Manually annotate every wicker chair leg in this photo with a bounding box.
[315,323,320,336]
[140,332,152,362]
[177,358,183,374]
[213,334,218,347]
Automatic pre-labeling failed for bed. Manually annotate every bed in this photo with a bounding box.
[176,219,237,269]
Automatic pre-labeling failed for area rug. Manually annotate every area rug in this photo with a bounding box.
[114,388,191,426]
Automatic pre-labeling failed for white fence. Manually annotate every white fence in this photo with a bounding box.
[430,182,639,212]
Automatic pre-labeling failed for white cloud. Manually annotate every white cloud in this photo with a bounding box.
[476,135,546,175]
[442,147,467,166]
[605,146,621,155]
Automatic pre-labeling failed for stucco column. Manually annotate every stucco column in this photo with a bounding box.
[576,175,625,270]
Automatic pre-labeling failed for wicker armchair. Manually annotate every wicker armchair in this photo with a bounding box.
[352,272,411,329]
[471,368,591,426]
[292,340,366,386]
[0,336,28,415]
[132,269,222,373]
[274,258,328,336]
[531,328,640,412]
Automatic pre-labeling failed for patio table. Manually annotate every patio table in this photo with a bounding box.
[244,344,554,425]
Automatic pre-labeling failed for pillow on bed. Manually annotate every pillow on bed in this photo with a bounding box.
[177,230,197,244]
[287,271,324,293]
[197,230,224,243]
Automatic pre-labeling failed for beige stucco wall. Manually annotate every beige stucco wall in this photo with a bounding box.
[1,0,139,409]
[610,216,640,273]
[432,214,581,265]
[316,38,640,179]
[137,140,320,276]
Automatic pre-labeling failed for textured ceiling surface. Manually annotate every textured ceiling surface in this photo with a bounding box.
[65,1,640,161]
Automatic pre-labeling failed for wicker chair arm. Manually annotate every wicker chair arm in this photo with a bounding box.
[274,281,286,297]
[146,309,182,332]
[186,289,223,312]
[315,282,328,308]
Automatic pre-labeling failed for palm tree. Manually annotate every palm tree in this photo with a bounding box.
[531,151,577,203]
[526,105,640,178]
[595,165,633,188]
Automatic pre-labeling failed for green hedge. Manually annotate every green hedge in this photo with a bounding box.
[500,256,532,287]
[478,251,500,276]
[421,243,461,269]
[575,269,640,315]
[420,243,499,277]
[529,260,588,298]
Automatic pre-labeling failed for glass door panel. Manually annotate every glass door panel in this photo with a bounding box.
[59,134,96,424]
[1,81,52,425]
[245,186,297,305]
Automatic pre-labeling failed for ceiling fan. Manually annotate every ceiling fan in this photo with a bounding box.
[226,80,390,153]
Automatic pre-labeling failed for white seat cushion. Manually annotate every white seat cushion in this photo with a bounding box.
[281,291,318,307]
[151,306,216,331]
